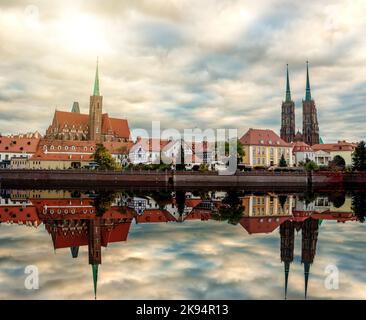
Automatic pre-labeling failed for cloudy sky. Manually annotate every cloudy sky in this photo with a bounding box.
[1,215,366,300]
[0,0,365,142]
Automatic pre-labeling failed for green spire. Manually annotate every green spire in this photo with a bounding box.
[71,102,80,113]
[304,262,311,300]
[285,64,291,102]
[92,264,99,300]
[93,58,100,96]
[284,261,290,300]
[319,137,324,144]
[305,61,311,101]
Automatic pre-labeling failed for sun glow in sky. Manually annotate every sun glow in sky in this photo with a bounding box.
[0,0,365,142]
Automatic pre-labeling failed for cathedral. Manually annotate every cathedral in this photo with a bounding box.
[45,61,130,143]
[280,62,320,146]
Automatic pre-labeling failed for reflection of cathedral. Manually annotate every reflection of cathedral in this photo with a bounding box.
[280,218,319,299]
[0,190,359,299]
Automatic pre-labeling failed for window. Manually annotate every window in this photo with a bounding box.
[58,146,62,150]
[65,146,69,150]
[71,146,76,150]
[50,145,54,150]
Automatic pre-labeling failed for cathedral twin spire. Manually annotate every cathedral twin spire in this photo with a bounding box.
[284,61,312,102]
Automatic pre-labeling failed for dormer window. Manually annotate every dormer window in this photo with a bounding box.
[269,140,272,144]
[65,146,69,150]
[58,146,62,150]
[71,146,76,150]
[260,140,264,144]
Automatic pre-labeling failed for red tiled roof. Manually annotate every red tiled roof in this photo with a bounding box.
[312,141,356,152]
[292,141,313,152]
[30,139,96,161]
[135,209,176,223]
[239,216,290,234]
[49,111,130,139]
[0,136,40,153]
[240,128,291,147]
[103,141,133,154]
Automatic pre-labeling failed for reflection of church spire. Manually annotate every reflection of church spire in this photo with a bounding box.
[280,220,295,300]
[301,218,319,300]
[92,264,99,300]
[70,246,79,258]
[88,218,102,300]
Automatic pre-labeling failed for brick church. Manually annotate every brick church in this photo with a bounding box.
[280,62,320,146]
[45,60,130,142]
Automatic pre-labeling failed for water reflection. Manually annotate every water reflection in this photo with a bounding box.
[0,189,365,299]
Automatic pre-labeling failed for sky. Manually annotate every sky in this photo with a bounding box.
[0,0,365,142]
[0,215,366,300]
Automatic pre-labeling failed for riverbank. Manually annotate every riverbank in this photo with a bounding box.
[1,169,365,189]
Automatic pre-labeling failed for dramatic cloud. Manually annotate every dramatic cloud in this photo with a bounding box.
[0,215,366,299]
[0,0,365,142]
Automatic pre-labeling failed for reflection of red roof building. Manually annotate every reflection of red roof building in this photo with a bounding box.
[240,216,291,234]
[310,211,357,223]
[0,205,41,227]
[185,209,211,221]
[135,210,176,223]
[45,215,134,249]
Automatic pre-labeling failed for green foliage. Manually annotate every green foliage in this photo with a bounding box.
[148,191,172,209]
[279,154,287,167]
[211,191,244,225]
[351,192,366,223]
[93,143,120,170]
[305,160,319,172]
[94,191,118,216]
[330,155,346,168]
[198,163,209,172]
[352,141,366,171]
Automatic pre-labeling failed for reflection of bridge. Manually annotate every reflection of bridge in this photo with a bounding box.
[0,192,358,299]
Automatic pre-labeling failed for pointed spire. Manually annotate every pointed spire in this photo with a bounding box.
[284,261,290,300]
[70,246,79,258]
[304,262,310,300]
[92,264,98,300]
[71,102,80,113]
[285,64,291,102]
[305,61,311,101]
[93,57,100,96]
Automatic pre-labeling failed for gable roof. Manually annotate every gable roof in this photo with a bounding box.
[240,128,291,147]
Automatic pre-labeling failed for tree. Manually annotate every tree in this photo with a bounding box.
[352,141,366,171]
[351,192,366,223]
[224,139,245,163]
[94,191,118,216]
[305,160,318,172]
[93,143,120,170]
[330,155,346,169]
[211,191,244,225]
[279,154,287,167]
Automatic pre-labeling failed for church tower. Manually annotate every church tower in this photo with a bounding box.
[302,62,319,146]
[280,64,296,143]
[280,220,295,299]
[89,59,103,142]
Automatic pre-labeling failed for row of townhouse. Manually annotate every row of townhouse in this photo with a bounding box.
[0,129,358,169]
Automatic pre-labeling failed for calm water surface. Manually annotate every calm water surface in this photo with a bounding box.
[0,189,365,300]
